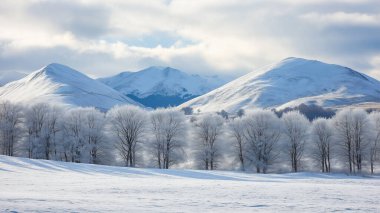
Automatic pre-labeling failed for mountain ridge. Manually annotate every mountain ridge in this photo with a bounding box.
[99,66,228,108]
[0,71,27,86]
[0,63,141,110]
[179,57,380,113]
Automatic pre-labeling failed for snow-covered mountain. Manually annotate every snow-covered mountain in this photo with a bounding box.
[0,63,141,110]
[99,66,227,108]
[0,71,27,86]
[179,57,380,113]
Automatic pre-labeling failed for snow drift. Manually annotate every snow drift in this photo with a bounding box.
[0,155,379,212]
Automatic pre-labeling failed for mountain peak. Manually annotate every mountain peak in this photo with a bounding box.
[278,57,317,66]
[40,63,81,76]
[265,57,370,79]
[45,62,67,69]
[145,66,168,70]
[1,63,141,110]
[281,57,308,61]
[27,63,92,85]
[179,58,380,113]
[99,66,227,108]
[143,66,180,74]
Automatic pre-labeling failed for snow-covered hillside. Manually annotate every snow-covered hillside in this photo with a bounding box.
[0,71,27,86]
[0,63,141,110]
[180,57,380,113]
[99,66,227,108]
[0,155,379,212]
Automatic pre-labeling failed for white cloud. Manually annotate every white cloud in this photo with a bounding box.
[0,0,379,80]
[369,55,380,79]
[301,12,380,27]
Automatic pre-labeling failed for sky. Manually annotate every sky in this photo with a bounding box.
[0,0,379,80]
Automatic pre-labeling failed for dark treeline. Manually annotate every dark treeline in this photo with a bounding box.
[0,100,379,174]
[273,104,336,120]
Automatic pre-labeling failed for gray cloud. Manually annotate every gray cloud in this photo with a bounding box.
[27,1,112,39]
[0,0,379,80]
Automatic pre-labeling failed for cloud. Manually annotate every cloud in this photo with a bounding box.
[301,12,380,27]
[27,1,112,39]
[0,0,379,80]
[368,55,380,79]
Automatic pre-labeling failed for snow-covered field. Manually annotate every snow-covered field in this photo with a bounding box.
[0,156,379,212]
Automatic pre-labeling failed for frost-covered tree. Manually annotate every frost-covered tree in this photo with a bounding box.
[82,108,107,164]
[0,101,23,156]
[80,108,107,164]
[41,105,63,160]
[310,118,334,172]
[107,105,147,167]
[24,103,50,159]
[350,110,370,173]
[62,107,107,164]
[242,109,281,173]
[334,109,353,173]
[63,108,86,163]
[369,112,380,174]
[150,108,187,169]
[334,109,370,173]
[194,114,224,170]
[60,126,74,162]
[282,111,309,172]
[229,118,246,171]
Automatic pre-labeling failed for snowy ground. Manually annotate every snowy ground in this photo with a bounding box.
[0,156,379,212]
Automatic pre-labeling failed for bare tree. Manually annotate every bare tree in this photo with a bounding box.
[24,103,49,159]
[7,100,380,174]
[63,108,86,163]
[81,108,106,164]
[107,105,147,167]
[282,111,309,172]
[369,112,380,174]
[61,125,74,162]
[310,118,334,172]
[0,101,23,156]
[334,109,353,173]
[41,105,62,160]
[150,108,187,169]
[194,114,224,170]
[242,109,281,173]
[229,118,246,171]
[351,109,369,173]
[61,107,107,164]
[334,109,370,174]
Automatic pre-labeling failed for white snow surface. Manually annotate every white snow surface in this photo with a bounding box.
[99,66,227,98]
[179,57,380,113]
[0,63,141,110]
[0,155,379,212]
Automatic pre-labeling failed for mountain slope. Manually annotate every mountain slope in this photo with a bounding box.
[99,66,227,108]
[0,71,27,86]
[0,63,141,110]
[179,57,380,113]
